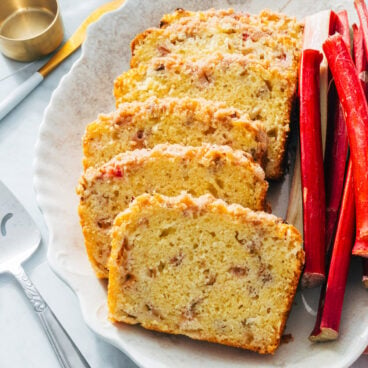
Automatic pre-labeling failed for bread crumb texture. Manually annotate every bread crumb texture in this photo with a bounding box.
[108,193,304,354]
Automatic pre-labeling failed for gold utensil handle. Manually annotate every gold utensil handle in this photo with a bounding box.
[38,0,125,77]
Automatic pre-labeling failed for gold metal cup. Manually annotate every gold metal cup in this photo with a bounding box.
[0,0,64,62]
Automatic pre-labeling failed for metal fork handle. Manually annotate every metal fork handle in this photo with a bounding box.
[10,264,91,368]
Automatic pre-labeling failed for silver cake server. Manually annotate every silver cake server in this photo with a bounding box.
[0,181,90,368]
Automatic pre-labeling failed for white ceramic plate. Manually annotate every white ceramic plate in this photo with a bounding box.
[34,0,368,367]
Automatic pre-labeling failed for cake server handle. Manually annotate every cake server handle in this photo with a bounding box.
[0,72,43,121]
[11,264,91,368]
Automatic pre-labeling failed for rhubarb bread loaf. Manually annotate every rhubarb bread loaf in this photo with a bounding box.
[108,193,304,354]
[114,54,297,179]
[77,144,268,277]
[83,97,267,169]
[131,9,303,70]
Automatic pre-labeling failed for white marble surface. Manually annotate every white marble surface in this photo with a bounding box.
[0,0,367,367]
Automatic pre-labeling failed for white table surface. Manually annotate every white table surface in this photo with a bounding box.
[0,1,367,367]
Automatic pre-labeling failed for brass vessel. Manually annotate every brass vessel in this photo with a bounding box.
[0,0,63,61]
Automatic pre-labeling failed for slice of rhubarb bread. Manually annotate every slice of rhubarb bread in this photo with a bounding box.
[131,9,303,70]
[108,193,304,354]
[77,144,268,277]
[114,54,297,179]
[83,97,267,170]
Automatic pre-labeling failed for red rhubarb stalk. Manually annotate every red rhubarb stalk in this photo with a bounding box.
[299,49,326,288]
[323,34,368,253]
[351,24,368,259]
[355,0,368,60]
[324,10,350,250]
[336,10,351,47]
[310,161,355,341]
[311,16,356,341]
[353,23,368,98]
[286,11,332,236]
